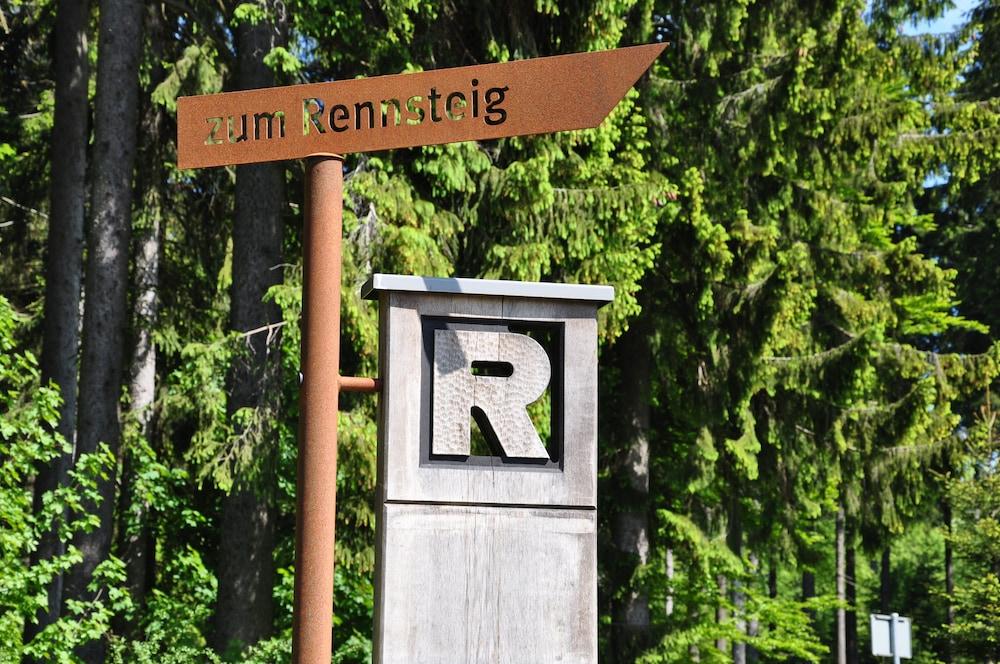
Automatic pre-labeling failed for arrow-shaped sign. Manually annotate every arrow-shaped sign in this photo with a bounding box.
[177,43,665,169]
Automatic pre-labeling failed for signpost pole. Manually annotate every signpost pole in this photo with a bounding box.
[292,154,344,664]
[890,612,901,664]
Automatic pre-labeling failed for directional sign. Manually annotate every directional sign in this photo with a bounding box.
[176,43,666,169]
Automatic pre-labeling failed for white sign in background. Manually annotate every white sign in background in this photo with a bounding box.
[871,613,912,659]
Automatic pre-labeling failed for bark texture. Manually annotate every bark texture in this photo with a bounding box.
[835,507,847,664]
[943,500,954,664]
[28,0,89,639]
[665,546,675,616]
[880,546,891,612]
[609,321,652,662]
[729,503,746,664]
[846,545,858,664]
[716,574,729,654]
[746,552,760,664]
[211,1,287,653]
[116,2,168,628]
[63,0,144,661]
[802,569,816,600]
[802,568,817,627]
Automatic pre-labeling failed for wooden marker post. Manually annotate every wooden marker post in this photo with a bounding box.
[176,43,665,664]
[363,275,613,663]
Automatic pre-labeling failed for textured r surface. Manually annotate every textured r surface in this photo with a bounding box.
[432,329,551,459]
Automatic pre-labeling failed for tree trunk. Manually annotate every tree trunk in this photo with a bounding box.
[665,546,675,616]
[835,508,847,664]
[746,552,760,664]
[115,2,167,630]
[26,0,89,642]
[802,568,816,633]
[62,1,144,661]
[610,320,652,661]
[733,590,747,663]
[802,569,815,605]
[729,502,746,664]
[716,574,729,654]
[846,545,858,664]
[943,500,954,664]
[212,1,287,654]
[880,546,891,612]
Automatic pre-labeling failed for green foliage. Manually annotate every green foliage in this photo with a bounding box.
[232,2,269,27]
[622,0,1000,660]
[947,573,1000,658]
[332,568,375,663]
[0,295,123,660]
[638,510,831,663]
[3,0,1000,660]
[943,393,1000,660]
[108,636,222,664]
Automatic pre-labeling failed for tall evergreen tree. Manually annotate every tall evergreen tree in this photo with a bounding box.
[63,0,144,660]
[919,1,1000,659]
[28,0,89,638]
[115,1,172,631]
[212,0,288,654]
[637,1,991,661]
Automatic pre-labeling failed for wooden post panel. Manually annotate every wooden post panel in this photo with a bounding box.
[362,274,613,664]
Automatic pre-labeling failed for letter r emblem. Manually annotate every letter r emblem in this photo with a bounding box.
[432,329,551,459]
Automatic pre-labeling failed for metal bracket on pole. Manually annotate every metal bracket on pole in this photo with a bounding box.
[340,375,381,393]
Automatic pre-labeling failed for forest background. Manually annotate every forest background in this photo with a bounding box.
[1,0,999,662]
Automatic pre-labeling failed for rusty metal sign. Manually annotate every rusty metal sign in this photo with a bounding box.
[176,43,665,169]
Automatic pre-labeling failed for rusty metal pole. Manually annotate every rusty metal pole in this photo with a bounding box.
[293,154,344,664]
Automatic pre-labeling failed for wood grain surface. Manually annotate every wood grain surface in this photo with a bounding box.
[374,504,597,664]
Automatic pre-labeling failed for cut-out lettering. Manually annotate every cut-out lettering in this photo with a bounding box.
[406,95,425,125]
[354,101,376,130]
[381,99,401,127]
[254,111,285,140]
[428,87,442,122]
[303,98,325,135]
[178,43,669,169]
[205,117,223,145]
[485,86,508,126]
[228,114,248,143]
[446,92,467,121]
[293,82,507,136]
[330,104,349,132]
[432,329,550,459]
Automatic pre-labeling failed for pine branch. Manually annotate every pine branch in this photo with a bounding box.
[894,126,1000,146]
[764,334,865,365]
